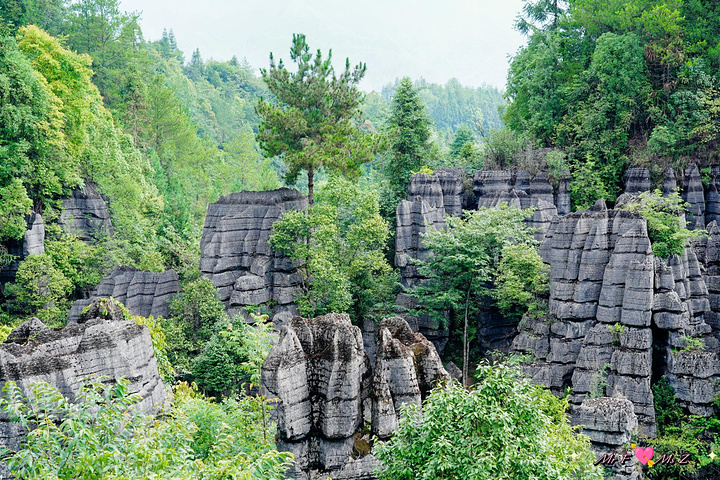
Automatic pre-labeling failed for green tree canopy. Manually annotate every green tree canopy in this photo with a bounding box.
[375,362,602,480]
[269,176,395,321]
[384,77,432,199]
[411,205,545,385]
[256,33,377,204]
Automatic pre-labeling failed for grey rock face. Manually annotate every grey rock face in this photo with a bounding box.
[625,167,651,194]
[262,313,369,478]
[68,266,180,322]
[683,164,706,230]
[263,314,447,479]
[0,214,45,291]
[59,183,113,242]
[572,398,643,480]
[473,170,559,239]
[515,204,658,434]
[199,188,307,321]
[0,312,166,452]
[372,317,450,439]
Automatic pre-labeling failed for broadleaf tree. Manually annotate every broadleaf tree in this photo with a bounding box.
[411,205,545,385]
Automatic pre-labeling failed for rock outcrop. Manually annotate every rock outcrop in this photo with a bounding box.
[58,183,113,242]
[514,197,720,439]
[0,301,167,452]
[0,214,45,291]
[199,188,306,322]
[473,170,559,239]
[262,314,448,480]
[67,266,180,322]
[572,397,642,480]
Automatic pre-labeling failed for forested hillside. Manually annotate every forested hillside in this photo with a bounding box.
[500,0,720,207]
[2,0,720,479]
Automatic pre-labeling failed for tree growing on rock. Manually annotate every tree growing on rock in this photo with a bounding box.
[410,205,545,385]
[256,34,378,204]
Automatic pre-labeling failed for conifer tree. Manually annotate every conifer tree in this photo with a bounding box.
[385,77,432,199]
[256,34,376,204]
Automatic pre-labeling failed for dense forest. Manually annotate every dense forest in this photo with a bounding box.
[1,0,720,479]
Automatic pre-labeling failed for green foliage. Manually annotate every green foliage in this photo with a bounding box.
[374,362,602,480]
[411,205,540,383]
[622,189,707,259]
[494,243,549,321]
[648,376,720,479]
[5,253,71,325]
[678,334,706,352]
[193,320,274,396]
[132,314,174,382]
[257,34,378,203]
[169,277,228,346]
[0,178,32,241]
[379,77,505,144]
[504,0,720,193]
[385,76,432,194]
[449,123,476,158]
[481,127,533,170]
[270,177,396,321]
[545,150,570,184]
[167,277,229,374]
[44,234,105,293]
[569,158,610,210]
[0,378,293,479]
[0,30,77,210]
[588,363,611,399]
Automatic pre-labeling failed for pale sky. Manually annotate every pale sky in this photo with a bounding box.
[119,0,527,92]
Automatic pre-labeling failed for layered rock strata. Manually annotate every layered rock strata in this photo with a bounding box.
[58,183,113,242]
[515,200,658,435]
[514,198,720,439]
[473,170,559,239]
[262,314,448,480]
[68,266,180,322]
[572,397,642,480]
[199,188,307,321]
[0,214,45,291]
[0,301,167,452]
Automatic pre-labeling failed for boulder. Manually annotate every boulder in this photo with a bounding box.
[0,313,166,452]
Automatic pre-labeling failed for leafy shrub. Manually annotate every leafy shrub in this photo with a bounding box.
[569,157,610,210]
[545,150,570,185]
[193,320,274,396]
[270,176,395,321]
[622,189,707,259]
[648,376,720,479]
[0,178,32,242]
[0,378,293,479]
[169,277,228,347]
[494,243,549,321]
[374,362,603,480]
[5,253,72,325]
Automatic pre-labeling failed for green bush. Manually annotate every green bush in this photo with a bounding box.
[169,277,228,347]
[647,376,720,479]
[374,362,602,480]
[494,243,549,321]
[0,378,293,479]
[621,189,707,259]
[5,253,72,325]
[193,320,274,396]
[0,178,32,242]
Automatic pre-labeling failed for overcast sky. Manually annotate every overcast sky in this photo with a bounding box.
[119,0,527,92]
